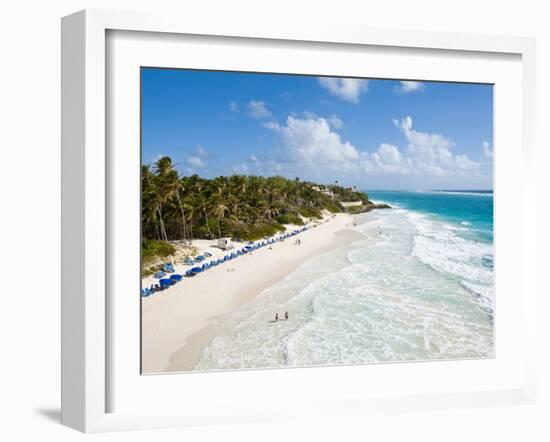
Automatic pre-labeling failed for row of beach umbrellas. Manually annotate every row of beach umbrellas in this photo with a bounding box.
[141,226,310,298]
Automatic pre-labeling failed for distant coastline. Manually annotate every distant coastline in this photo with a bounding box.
[431,189,493,195]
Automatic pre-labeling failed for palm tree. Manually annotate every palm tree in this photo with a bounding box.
[154,156,192,243]
[140,156,369,244]
[193,179,215,239]
[141,165,162,239]
[213,202,229,238]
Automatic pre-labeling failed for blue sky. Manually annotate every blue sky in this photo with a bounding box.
[142,68,493,190]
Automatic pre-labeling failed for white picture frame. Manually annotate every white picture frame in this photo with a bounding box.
[61,9,538,433]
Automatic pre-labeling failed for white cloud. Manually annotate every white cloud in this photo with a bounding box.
[395,81,424,94]
[258,113,482,184]
[358,117,481,180]
[262,121,281,131]
[265,115,360,167]
[247,100,272,119]
[454,154,479,171]
[247,154,283,175]
[196,145,208,158]
[393,116,453,150]
[183,146,208,170]
[318,77,369,103]
[229,101,239,113]
[302,111,317,120]
[377,143,402,164]
[361,144,412,176]
[186,156,205,168]
[328,115,343,129]
[482,141,493,158]
[389,116,479,176]
[232,163,249,174]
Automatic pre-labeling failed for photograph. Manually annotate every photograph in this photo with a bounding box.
[140,68,494,374]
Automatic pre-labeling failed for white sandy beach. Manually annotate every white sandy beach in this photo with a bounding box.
[141,212,363,373]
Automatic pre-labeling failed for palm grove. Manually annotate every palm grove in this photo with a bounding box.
[142,156,370,253]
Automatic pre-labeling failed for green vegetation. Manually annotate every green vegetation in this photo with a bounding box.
[141,156,371,244]
[227,221,286,241]
[346,205,367,214]
[324,202,342,213]
[142,239,176,264]
[141,239,176,275]
[276,213,304,226]
[299,207,323,219]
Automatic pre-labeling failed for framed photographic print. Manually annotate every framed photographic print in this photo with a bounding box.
[139,68,495,375]
[61,9,538,432]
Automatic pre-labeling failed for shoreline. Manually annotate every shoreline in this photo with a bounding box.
[141,212,365,373]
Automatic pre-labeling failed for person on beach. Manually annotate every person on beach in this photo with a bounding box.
[285,312,289,320]
[275,313,279,322]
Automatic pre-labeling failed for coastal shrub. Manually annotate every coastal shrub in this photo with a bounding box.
[299,207,322,219]
[324,202,342,213]
[225,220,249,240]
[142,239,175,262]
[346,205,366,214]
[223,220,283,241]
[276,213,304,225]
[142,266,158,277]
[235,222,285,241]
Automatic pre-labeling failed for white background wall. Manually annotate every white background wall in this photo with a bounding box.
[0,1,548,440]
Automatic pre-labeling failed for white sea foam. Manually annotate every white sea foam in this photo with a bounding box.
[406,211,494,312]
[194,208,494,371]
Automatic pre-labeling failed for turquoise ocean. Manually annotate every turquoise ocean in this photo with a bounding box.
[194,190,494,371]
